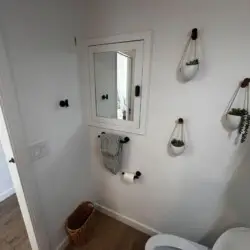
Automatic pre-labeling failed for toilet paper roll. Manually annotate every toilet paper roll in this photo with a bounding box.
[122,172,135,184]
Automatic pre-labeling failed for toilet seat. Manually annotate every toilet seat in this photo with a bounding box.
[146,227,250,250]
[212,227,250,250]
[145,234,208,250]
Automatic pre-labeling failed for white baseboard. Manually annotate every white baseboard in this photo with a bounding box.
[56,236,68,250]
[0,187,15,202]
[95,203,161,236]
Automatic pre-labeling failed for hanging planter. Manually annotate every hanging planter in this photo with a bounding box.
[223,78,250,143]
[177,28,200,83]
[171,139,185,155]
[168,118,186,156]
[227,109,246,131]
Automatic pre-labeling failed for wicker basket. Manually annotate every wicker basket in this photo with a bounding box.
[66,201,95,246]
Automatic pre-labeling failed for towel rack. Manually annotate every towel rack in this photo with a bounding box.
[97,132,130,144]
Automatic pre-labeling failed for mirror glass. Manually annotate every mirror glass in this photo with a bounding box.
[93,50,135,121]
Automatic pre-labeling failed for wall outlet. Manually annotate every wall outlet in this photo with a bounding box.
[29,141,49,162]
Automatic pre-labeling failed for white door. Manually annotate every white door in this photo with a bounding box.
[94,51,117,118]
[0,106,37,249]
[0,33,49,249]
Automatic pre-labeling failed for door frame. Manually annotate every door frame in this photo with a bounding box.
[0,32,49,249]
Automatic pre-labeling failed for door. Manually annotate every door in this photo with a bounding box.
[0,32,49,249]
[94,51,117,118]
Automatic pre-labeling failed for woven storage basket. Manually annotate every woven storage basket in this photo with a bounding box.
[66,201,95,246]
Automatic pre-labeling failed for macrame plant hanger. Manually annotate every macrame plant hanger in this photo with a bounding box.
[223,78,250,143]
[177,28,200,83]
[168,118,186,156]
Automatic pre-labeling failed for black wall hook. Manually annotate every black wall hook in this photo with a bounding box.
[177,118,184,124]
[101,94,109,100]
[240,78,250,88]
[59,99,69,108]
[191,28,198,40]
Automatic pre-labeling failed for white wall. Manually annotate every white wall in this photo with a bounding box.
[83,0,250,247]
[0,140,14,202]
[0,0,93,249]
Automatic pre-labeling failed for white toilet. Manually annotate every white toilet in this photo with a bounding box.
[145,227,250,250]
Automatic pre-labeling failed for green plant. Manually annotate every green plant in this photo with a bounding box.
[238,113,250,143]
[171,139,185,147]
[228,108,250,143]
[186,59,199,66]
[228,108,248,116]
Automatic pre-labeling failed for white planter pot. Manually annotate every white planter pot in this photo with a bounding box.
[226,114,241,130]
[171,144,185,156]
[180,63,199,82]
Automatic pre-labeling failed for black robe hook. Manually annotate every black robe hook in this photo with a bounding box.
[191,28,198,40]
[59,99,69,108]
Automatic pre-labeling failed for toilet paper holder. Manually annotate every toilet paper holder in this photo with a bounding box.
[122,171,142,180]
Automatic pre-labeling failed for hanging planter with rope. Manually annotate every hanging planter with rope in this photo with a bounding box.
[168,118,186,156]
[223,78,250,143]
[177,28,200,83]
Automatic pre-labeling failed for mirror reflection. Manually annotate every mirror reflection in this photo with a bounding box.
[94,50,135,121]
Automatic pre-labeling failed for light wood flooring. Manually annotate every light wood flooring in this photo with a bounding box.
[0,194,31,250]
[65,211,150,250]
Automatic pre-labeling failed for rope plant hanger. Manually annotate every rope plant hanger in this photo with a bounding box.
[223,78,250,143]
[168,118,186,156]
[177,28,200,83]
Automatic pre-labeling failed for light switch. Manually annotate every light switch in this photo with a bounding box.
[29,141,49,162]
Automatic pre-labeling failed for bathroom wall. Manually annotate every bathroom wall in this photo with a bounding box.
[0,141,14,202]
[83,0,250,246]
[0,0,92,249]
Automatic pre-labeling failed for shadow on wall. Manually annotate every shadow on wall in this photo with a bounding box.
[200,141,250,247]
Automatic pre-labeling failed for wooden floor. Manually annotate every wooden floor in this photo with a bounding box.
[65,211,150,250]
[0,195,31,250]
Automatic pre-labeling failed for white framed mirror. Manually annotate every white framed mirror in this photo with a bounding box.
[87,32,152,134]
